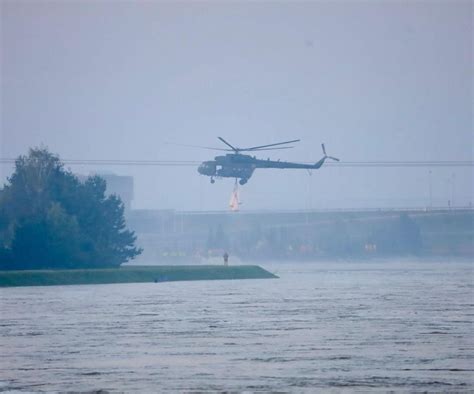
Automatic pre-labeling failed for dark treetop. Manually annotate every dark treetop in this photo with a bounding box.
[0,147,141,270]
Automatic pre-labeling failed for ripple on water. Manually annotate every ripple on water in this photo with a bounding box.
[0,261,473,392]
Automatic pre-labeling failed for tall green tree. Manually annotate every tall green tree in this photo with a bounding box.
[0,147,141,269]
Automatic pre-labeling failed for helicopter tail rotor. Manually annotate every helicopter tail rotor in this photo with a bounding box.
[321,143,340,162]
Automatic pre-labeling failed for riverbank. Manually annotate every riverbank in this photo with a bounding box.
[0,265,277,287]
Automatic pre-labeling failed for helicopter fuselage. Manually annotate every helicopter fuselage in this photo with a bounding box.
[198,153,327,185]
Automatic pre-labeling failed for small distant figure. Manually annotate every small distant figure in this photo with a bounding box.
[223,252,229,266]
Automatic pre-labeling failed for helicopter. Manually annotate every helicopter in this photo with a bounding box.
[198,137,339,185]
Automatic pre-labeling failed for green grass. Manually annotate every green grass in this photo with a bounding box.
[0,265,278,287]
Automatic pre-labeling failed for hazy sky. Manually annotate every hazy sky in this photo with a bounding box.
[1,0,472,211]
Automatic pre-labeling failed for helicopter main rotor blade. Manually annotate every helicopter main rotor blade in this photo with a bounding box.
[218,137,239,152]
[245,146,295,151]
[165,142,230,151]
[245,139,300,151]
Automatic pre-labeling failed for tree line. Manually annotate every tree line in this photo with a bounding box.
[0,148,141,270]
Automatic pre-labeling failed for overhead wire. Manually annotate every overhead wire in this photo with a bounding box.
[0,158,472,167]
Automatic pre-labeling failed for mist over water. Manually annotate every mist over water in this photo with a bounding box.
[1,1,472,391]
[1,261,472,392]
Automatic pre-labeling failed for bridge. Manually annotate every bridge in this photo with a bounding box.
[128,207,474,263]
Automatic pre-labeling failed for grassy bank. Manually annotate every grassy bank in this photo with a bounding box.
[0,265,277,287]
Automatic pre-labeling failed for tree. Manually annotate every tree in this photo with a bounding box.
[0,147,141,269]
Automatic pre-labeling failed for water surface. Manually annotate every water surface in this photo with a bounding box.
[1,261,473,392]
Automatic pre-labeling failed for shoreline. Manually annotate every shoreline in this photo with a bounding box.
[0,265,278,288]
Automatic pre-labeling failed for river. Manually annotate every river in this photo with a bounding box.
[1,261,473,392]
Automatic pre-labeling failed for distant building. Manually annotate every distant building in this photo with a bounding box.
[77,173,134,212]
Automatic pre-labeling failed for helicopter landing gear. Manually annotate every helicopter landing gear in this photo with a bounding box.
[210,177,215,184]
[239,178,248,185]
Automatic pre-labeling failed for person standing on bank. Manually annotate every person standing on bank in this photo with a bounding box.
[223,252,229,266]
